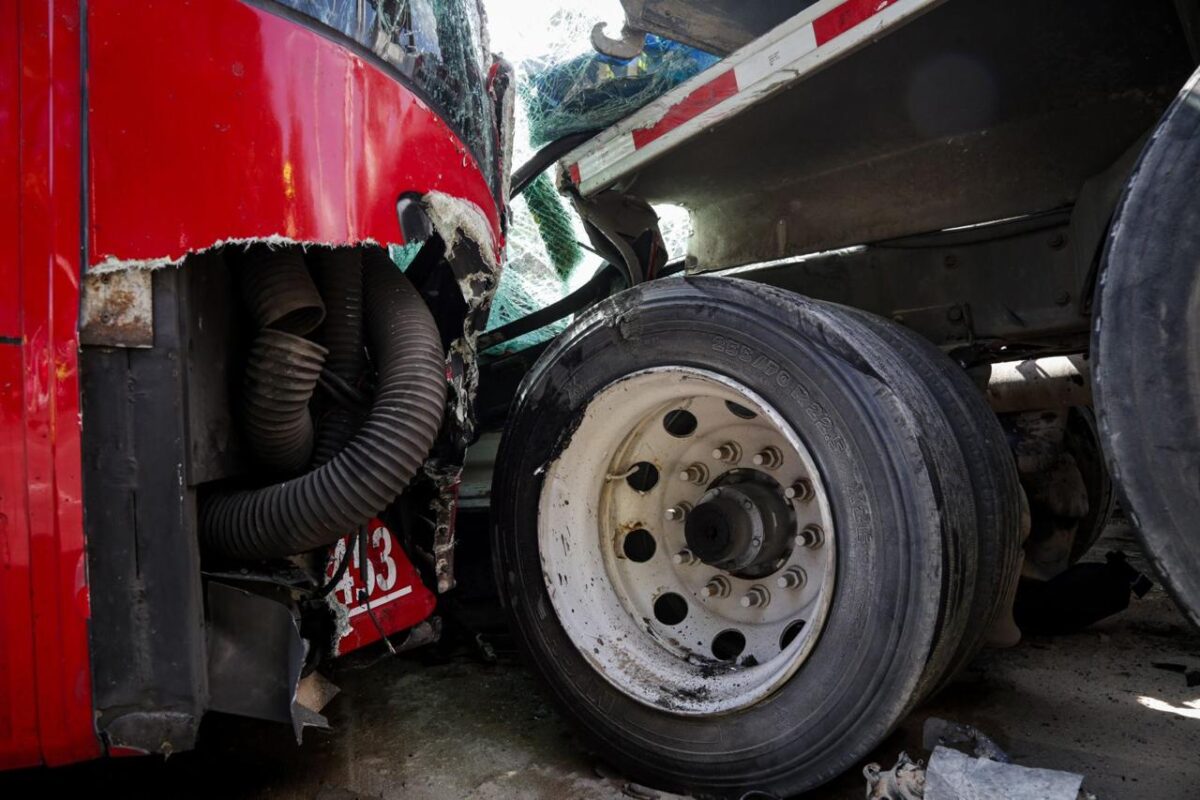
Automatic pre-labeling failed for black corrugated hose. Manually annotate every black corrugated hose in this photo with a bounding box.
[201,246,447,560]
[311,248,366,465]
[236,245,329,473]
[241,329,328,473]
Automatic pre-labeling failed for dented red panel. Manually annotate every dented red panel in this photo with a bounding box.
[86,0,502,268]
[326,520,437,655]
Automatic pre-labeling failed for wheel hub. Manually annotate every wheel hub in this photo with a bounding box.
[685,481,793,573]
[537,367,837,714]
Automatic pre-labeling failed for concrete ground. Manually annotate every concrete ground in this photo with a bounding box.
[5,521,1199,799]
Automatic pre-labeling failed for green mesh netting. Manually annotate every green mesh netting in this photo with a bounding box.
[522,34,719,147]
[484,189,579,353]
[524,173,582,278]
[482,3,714,355]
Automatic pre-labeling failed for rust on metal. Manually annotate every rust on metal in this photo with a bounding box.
[79,268,154,348]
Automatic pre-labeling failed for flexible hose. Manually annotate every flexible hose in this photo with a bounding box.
[238,244,326,334]
[311,248,366,465]
[202,247,447,559]
[241,329,328,473]
[237,245,329,472]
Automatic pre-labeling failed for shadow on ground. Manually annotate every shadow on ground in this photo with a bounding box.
[4,523,1198,799]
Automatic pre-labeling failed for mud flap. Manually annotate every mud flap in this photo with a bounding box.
[206,582,327,741]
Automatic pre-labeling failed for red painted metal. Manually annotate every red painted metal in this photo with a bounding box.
[0,2,37,772]
[326,520,437,655]
[812,0,903,46]
[0,0,103,769]
[628,0,903,152]
[631,69,739,149]
[87,0,503,269]
[2,0,502,770]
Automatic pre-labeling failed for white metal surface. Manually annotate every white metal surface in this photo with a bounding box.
[537,368,836,714]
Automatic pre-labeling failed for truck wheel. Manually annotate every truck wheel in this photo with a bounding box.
[1094,66,1200,628]
[1064,407,1116,564]
[833,305,1023,685]
[491,277,974,796]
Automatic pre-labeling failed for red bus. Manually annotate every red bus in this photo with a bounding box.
[2,0,509,768]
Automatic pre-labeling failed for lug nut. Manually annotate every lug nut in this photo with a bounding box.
[784,479,814,502]
[673,548,699,566]
[664,502,693,522]
[740,585,771,608]
[776,566,806,590]
[751,446,783,469]
[700,575,732,599]
[797,524,824,549]
[678,463,710,484]
[712,442,742,464]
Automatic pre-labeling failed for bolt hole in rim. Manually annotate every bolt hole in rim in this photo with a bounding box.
[625,461,660,492]
[712,629,747,661]
[663,408,699,437]
[538,367,836,714]
[654,592,690,625]
[622,528,657,562]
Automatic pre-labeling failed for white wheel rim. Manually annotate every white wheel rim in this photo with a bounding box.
[537,367,836,715]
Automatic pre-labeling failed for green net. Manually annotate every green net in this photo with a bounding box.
[482,2,714,354]
[523,173,582,279]
[522,34,719,147]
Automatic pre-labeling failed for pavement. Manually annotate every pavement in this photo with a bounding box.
[4,520,1199,799]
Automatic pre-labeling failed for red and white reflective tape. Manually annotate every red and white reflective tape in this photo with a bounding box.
[564,0,941,194]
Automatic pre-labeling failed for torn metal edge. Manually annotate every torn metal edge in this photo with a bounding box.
[89,234,386,274]
[88,194,501,278]
[423,190,500,270]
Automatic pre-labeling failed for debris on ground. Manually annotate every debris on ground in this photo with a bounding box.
[867,719,1098,799]
[863,751,925,799]
[295,671,340,717]
[925,746,1086,800]
[922,717,1010,763]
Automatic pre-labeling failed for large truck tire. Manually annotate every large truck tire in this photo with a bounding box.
[835,305,1024,685]
[491,277,986,796]
[1094,66,1200,629]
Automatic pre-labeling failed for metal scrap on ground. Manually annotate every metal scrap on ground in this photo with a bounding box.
[865,717,1095,800]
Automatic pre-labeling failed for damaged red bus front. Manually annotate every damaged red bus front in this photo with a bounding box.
[1,0,510,767]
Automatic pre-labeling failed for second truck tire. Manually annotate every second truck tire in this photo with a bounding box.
[492,276,1017,796]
